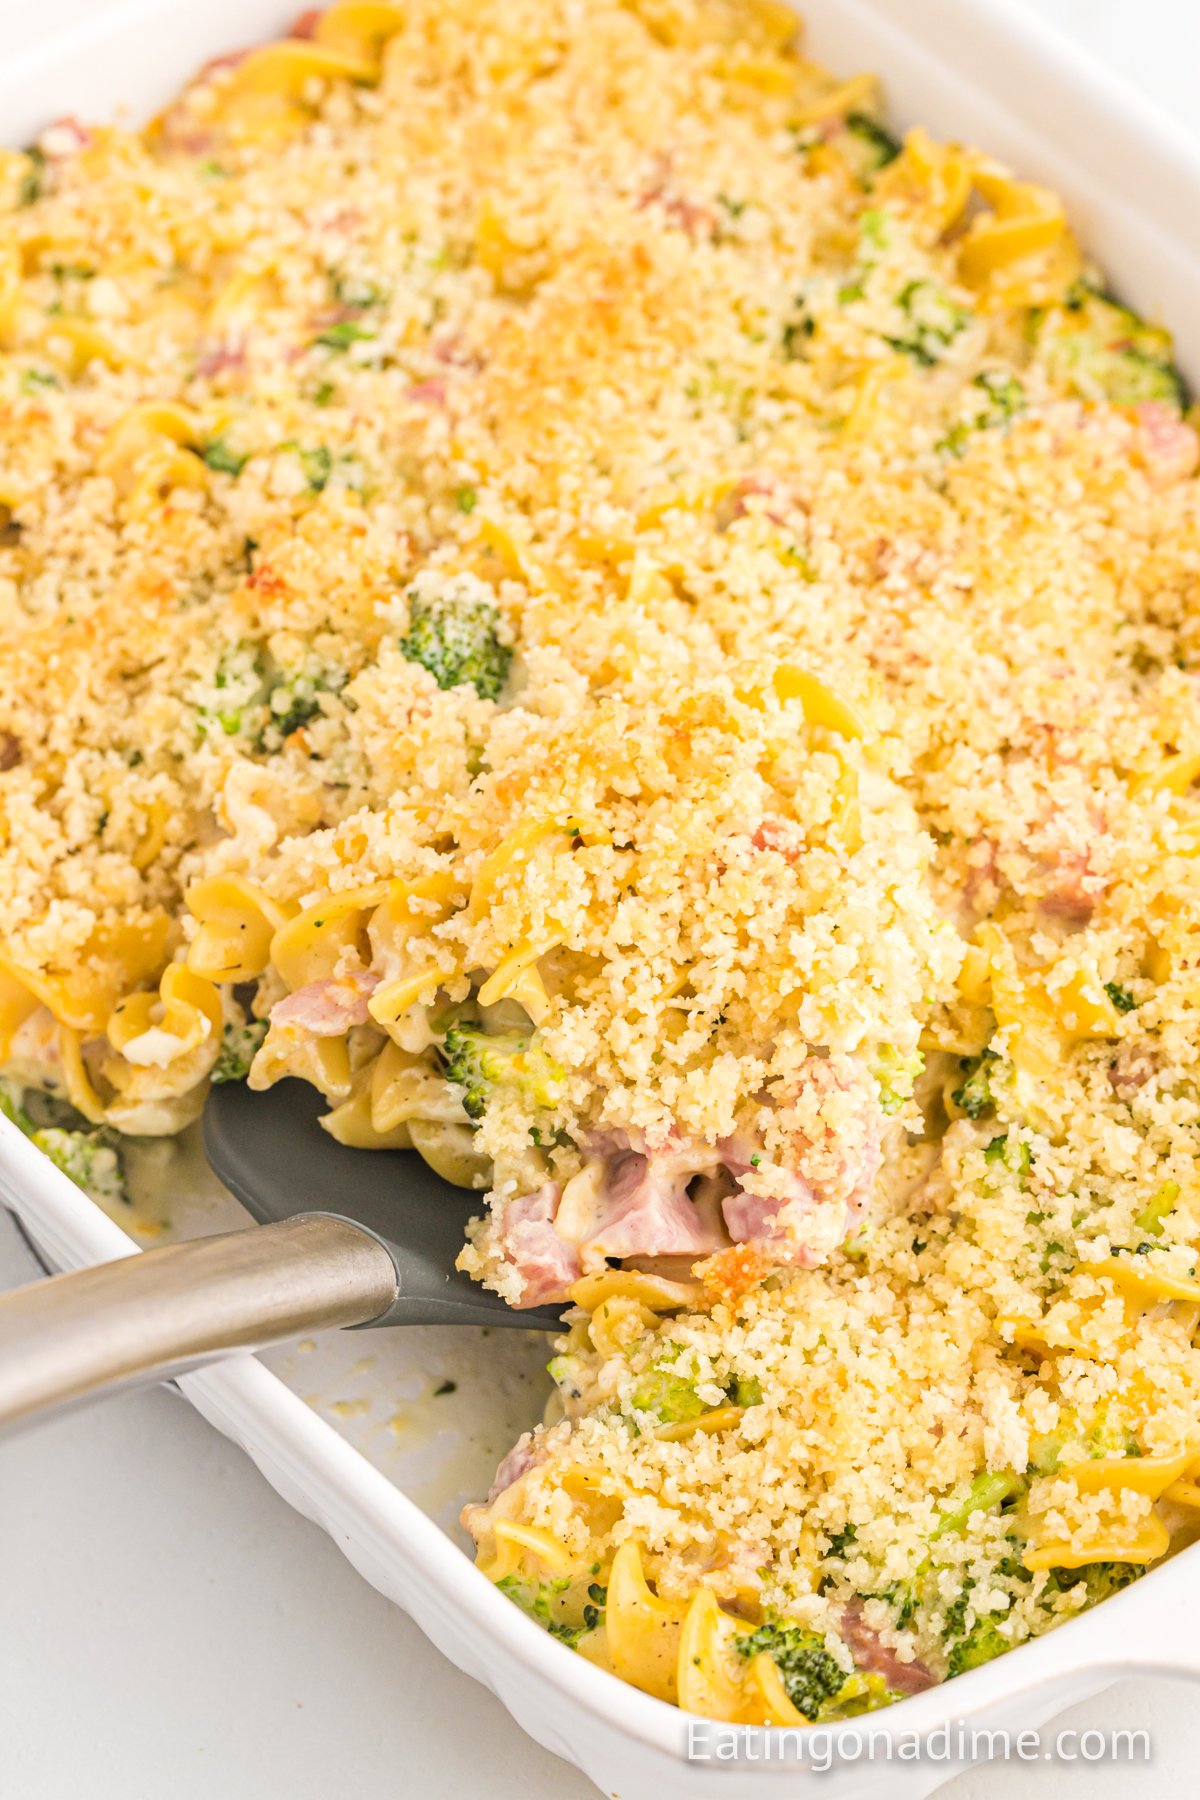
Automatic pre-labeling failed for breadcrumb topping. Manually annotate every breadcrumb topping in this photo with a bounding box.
[2,0,1200,1710]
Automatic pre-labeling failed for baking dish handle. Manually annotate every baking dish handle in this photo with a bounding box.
[0,1213,398,1436]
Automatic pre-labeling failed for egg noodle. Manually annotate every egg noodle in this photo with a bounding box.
[2,0,1200,1725]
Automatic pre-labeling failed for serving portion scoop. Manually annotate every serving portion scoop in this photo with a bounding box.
[0,1079,561,1436]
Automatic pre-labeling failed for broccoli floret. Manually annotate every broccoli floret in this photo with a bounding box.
[835,208,892,304]
[201,436,248,477]
[547,1352,587,1404]
[735,1618,852,1721]
[399,573,512,701]
[817,1523,860,1595]
[939,369,1027,457]
[1134,1178,1179,1239]
[30,1126,127,1209]
[313,319,378,352]
[825,1523,858,1560]
[781,302,815,361]
[952,1048,998,1119]
[871,1044,924,1114]
[198,644,346,749]
[582,1581,607,1634]
[259,667,347,748]
[886,280,971,367]
[630,1368,707,1424]
[725,1372,763,1407]
[1028,1432,1066,1475]
[440,1023,564,1121]
[202,643,267,738]
[1032,278,1186,411]
[496,1574,592,1647]
[984,1133,1032,1184]
[843,112,902,175]
[1084,1562,1142,1601]
[858,208,890,254]
[873,1581,918,1629]
[1084,1415,1143,1460]
[973,368,1027,423]
[629,1344,709,1425]
[933,1470,1026,1539]
[330,270,387,309]
[1039,1561,1141,1610]
[212,1016,268,1084]
[0,1078,126,1211]
[18,147,46,207]
[298,444,333,491]
[843,1223,871,1261]
[942,1587,1011,1679]
[0,1077,33,1134]
[1039,1238,1073,1284]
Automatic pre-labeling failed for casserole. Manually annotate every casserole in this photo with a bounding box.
[3,0,1200,1791]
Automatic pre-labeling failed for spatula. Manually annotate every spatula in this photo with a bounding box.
[0,1078,561,1435]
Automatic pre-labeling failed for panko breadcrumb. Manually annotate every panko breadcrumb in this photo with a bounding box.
[2,0,1200,1723]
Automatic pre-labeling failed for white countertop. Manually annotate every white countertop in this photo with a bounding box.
[3,2,1199,1794]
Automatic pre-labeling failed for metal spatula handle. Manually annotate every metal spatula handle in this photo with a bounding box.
[0,1214,398,1436]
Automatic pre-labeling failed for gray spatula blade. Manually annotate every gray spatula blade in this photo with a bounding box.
[203,1079,563,1329]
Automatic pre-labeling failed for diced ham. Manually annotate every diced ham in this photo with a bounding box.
[840,1603,937,1695]
[195,340,247,381]
[720,1185,821,1267]
[37,117,91,159]
[500,1183,581,1308]
[498,1140,724,1300]
[486,1429,545,1503]
[320,207,365,238]
[1030,814,1107,925]
[751,815,806,863]
[715,475,795,531]
[461,1429,550,1547]
[845,1133,882,1226]
[635,155,715,239]
[694,1535,772,1604]
[1109,1039,1159,1100]
[962,836,1000,922]
[719,1142,879,1262]
[166,126,219,158]
[314,302,363,329]
[406,378,448,406]
[1135,401,1200,487]
[969,800,1109,929]
[717,1056,882,1264]
[195,50,250,83]
[580,1150,726,1262]
[491,1064,882,1306]
[432,333,483,371]
[270,969,380,1035]
[638,189,715,237]
[1036,874,1098,925]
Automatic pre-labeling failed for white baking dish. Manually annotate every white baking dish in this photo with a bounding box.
[4,1,1200,1792]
